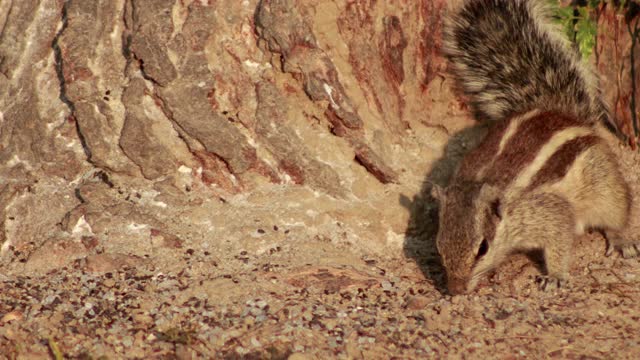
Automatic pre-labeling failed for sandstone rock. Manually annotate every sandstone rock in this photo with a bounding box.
[255,80,345,195]
[120,78,197,180]
[596,5,640,148]
[150,228,184,249]
[57,0,134,173]
[24,238,89,274]
[284,266,382,293]
[81,253,145,274]
[406,295,430,311]
[1,310,23,324]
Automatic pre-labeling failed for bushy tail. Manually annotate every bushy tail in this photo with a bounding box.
[443,0,608,125]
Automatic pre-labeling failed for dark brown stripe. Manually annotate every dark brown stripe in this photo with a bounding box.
[457,115,514,180]
[527,135,600,190]
[483,111,582,187]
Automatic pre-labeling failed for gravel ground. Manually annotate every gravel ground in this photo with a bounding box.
[1,229,640,359]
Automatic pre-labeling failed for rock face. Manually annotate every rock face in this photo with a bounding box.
[1,0,639,272]
[0,0,638,278]
[597,5,640,149]
[1,0,468,271]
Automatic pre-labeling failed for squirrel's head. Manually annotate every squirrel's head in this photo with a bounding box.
[432,181,504,295]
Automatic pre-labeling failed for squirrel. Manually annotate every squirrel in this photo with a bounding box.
[432,0,638,295]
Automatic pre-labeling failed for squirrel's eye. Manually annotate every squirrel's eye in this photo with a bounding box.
[476,239,489,259]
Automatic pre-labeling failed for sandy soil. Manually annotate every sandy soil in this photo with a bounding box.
[1,129,639,360]
[3,204,640,358]
[1,229,639,359]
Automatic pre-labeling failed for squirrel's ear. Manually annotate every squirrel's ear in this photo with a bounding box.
[479,184,502,220]
[431,183,445,201]
[490,198,502,220]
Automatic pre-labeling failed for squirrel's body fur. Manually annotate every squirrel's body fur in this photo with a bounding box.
[434,0,638,295]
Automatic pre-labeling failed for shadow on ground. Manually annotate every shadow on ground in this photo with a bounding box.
[401,124,488,294]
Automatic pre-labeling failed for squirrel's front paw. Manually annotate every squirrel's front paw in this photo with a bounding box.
[604,230,640,258]
[536,275,567,291]
[606,243,640,258]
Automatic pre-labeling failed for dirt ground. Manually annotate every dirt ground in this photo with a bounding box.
[1,125,640,360]
[1,226,640,359]
[1,143,640,360]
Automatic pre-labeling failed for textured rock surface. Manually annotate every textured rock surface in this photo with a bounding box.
[1,0,460,264]
[597,4,640,149]
[0,0,639,358]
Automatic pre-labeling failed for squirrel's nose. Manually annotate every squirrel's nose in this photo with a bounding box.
[447,277,468,295]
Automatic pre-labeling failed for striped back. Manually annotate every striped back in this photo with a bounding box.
[457,110,599,192]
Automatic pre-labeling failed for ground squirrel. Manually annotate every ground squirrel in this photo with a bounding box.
[433,0,638,295]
